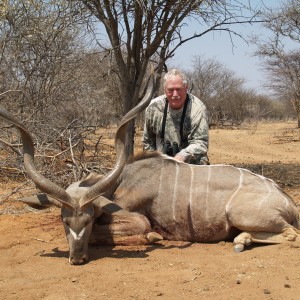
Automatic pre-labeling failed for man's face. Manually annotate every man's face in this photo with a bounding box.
[164,75,188,110]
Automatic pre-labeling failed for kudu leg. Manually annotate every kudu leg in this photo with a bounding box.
[89,213,162,246]
[233,227,299,252]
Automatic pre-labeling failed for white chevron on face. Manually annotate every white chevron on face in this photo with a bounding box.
[69,227,86,240]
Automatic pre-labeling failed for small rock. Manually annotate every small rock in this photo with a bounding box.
[284,283,291,288]
[263,288,271,294]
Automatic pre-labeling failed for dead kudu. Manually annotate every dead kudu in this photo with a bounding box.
[1,95,300,265]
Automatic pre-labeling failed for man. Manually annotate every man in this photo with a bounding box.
[142,69,209,165]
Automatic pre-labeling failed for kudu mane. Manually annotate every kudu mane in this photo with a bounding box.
[128,151,163,164]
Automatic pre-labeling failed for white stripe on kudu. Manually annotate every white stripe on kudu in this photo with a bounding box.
[205,166,211,219]
[188,164,194,223]
[225,168,243,213]
[258,177,272,208]
[172,162,179,220]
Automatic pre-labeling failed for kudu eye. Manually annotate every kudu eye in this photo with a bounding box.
[61,216,70,227]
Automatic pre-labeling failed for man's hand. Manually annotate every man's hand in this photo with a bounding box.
[174,153,186,162]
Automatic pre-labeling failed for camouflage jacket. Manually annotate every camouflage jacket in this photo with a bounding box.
[142,93,209,164]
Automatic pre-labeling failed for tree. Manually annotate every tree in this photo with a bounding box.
[264,0,300,43]
[259,49,300,127]
[78,0,261,156]
[0,0,86,123]
[254,0,300,127]
[186,56,245,125]
[185,56,275,126]
[0,0,117,186]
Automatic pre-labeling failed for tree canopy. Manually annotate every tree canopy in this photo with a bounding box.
[254,0,300,127]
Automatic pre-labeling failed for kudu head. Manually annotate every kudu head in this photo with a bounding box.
[0,74,154,265]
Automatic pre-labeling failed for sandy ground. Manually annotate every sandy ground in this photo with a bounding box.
[0,121,300,300]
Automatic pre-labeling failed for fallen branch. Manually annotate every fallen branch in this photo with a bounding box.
[30,237,48,243]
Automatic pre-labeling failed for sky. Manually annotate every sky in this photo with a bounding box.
[170,0,299,95]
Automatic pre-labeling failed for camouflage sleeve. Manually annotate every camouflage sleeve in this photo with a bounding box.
[142,106,157,151]
[142,96,166,151]
[179,99,209,162]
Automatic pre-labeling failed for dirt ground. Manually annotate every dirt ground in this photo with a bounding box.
[0,121,300,300]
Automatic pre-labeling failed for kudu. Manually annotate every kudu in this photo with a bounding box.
[1,86,300,265]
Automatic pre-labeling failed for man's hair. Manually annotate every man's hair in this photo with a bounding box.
[163,69,188,88]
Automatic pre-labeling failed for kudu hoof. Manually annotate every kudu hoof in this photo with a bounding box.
[147,232,163,243]
[233,243,245,252]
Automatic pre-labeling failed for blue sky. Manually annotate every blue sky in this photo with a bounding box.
[170,0,298,95]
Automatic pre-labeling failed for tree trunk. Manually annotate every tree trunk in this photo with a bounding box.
[119,77,137,160]
[297,99,300,128]
[124,120,135,160]
[292,97,300,128]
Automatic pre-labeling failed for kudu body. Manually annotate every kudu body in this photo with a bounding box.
[1,81,300,264]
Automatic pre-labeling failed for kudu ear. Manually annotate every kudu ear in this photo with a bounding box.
[92,196,132,218]
[18,193,62,208]
[79,173,104,187]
